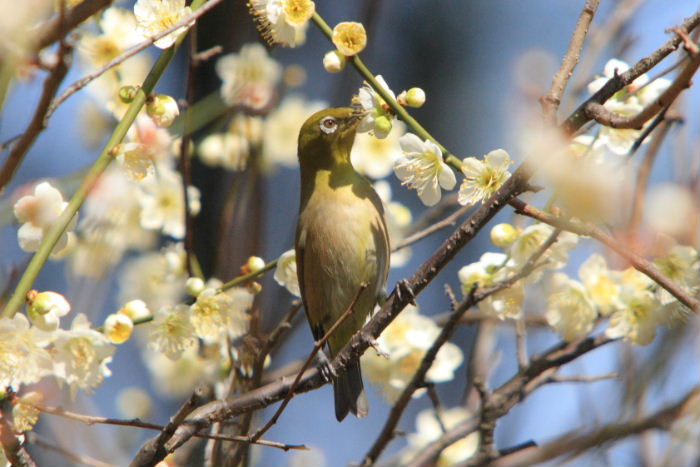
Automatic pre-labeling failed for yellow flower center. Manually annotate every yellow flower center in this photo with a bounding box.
[332,22,367,56]
[68,337,96,370]
[283,0,314,24]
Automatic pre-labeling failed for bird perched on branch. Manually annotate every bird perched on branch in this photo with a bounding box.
[295,107,390,421]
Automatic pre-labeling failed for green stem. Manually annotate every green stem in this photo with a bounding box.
[2,0,208,319]
[311,12,463,172]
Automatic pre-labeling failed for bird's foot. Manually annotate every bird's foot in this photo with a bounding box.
[316,351,336,382]
[396,279,416,305]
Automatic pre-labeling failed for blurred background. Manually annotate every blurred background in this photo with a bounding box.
[1,0,698,466]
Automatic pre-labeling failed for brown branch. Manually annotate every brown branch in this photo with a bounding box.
[363,236,554,466]
[563,9,700,135]
[407,334,616,467]
[45,0,224,121]
[31,0,113,52]
[510,198,699,312]
[547,372,619,384]
[126,164,532,467]
[541,0,601,122]
[248,284,367,443]
[0,44,72,191]
[584,42,700,129]
[493,385,699,467]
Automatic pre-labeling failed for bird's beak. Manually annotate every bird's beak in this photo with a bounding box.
[344,108,367,129]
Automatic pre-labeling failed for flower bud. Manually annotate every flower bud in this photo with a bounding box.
[490,223,519,247]
[247,281,263,295]
[374,115,393,136]
[119,299,150,321]
[119,85,140,103]
[146,94,179,128]
[27,291,70,332]
[246,256,266,273]
[323,50,346,73]
[104,313,134,344]
[185,277,205,297]
[404,87,426,107]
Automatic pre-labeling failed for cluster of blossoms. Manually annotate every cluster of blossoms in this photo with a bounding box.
[362,305,464,403]
[457,222,698,346]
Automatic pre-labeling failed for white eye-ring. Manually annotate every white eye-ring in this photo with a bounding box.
[319,116,338,134]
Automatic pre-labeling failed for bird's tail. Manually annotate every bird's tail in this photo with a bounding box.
[333,358,369,421]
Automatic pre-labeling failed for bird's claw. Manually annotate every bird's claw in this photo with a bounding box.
[316,351,336,382]
[396,279,416,305]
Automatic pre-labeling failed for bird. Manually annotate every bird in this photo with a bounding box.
[295,107,390,421]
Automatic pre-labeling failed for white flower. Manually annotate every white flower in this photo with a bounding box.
[26,290,71,332]
[394,133,456,206]
[490,223,518,247]
[332,21,367,56]
[119,299,152,321]
[362,306,463,403]
[148,304,197,359]
[216,43,282,110]
[138,167,201,239]
[134,0,193,49]
[351,120,405,179]
[587,59,671,155]
[52,314,115,395]
[249,0,315,47]
[12,391,43,432]
[0,314,52,390]
[606,285,662,345]
[190,288,251,341]
[356,75,396,138]
[458,252,524,319]
[70,168,156,278]
[14,181,77,255]
[78,7,142,68]
[508,223,578,274]
[404,407,479,466]
[198,132,249,170]
[118,243,188,312]
[546,273,598,342]
[143,347,214,399]
[653,244,699,308]
[274,249,300,297]
[262,95,325,169]
[458,149,513,206]
[114,142,155,181]
[116,387,153,419]
[578,254,621,315]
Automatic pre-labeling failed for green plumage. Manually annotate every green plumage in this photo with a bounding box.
[295,107,390,421]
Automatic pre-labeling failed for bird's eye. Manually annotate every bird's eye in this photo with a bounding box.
[319,116,338,134]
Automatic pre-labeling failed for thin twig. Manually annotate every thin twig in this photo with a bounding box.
[0,42,72,191]
[541,0,601,123]
[510,198,699,312]
[37,404,303,452]
[563,9,700,134]
[584,41,700,129]
[45,0,224,121]
[515,319,529,370]
[394,205,471,251]
[547,372,619,384]
[31,0,113,52]
[493,386,698,467]
[407,334,616,467]
[248,284,368,443]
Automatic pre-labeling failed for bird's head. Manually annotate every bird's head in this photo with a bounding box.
[297,107,365,168]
